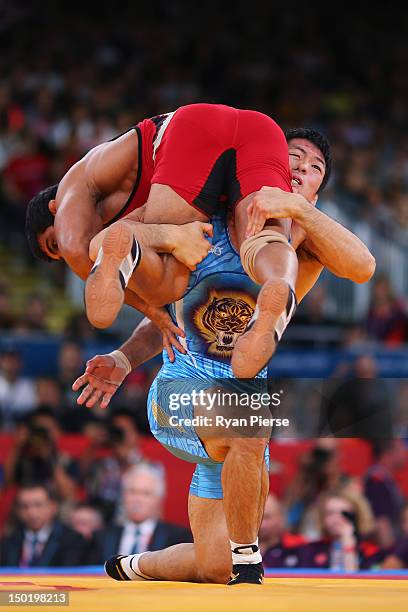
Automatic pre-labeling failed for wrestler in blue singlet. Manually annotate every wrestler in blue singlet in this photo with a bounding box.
[147,214,282,498]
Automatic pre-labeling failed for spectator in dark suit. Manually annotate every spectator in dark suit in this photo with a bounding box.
[364,439,406,549]
[382,504,408,569]
[68,504,104,542]
[382,536,408,569]
[0,483,87,567]
[366,275,408,346]
[93,463,192,564]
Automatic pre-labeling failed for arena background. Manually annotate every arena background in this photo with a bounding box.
[0,0,408,575]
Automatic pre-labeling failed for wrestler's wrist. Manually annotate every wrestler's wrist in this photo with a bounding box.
[163,224,182,253]
[110,349,132,375]
[291,194,313,223]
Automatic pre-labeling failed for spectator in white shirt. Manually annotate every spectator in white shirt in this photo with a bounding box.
[0,348,37,429]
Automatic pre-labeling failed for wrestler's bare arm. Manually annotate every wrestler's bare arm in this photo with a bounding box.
[295,246,324,303]
[89,219,212,275]
[120,316,164,367]
[246,187,376,283]
[88,219,211,308]
[54,161,104,280]
[73,248,324,409]
[292,200,375,283]
[72,316,165,409]
[54,132,138,279]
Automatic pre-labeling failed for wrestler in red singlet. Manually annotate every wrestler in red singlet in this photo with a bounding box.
[110,104,292,224]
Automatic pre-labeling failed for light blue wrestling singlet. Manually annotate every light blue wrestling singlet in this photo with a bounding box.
[147,214,270,499]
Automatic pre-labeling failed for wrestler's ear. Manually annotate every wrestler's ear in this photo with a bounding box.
[48,199,57,215]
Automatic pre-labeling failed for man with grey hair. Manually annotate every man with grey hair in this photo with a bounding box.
[93,462,192,563]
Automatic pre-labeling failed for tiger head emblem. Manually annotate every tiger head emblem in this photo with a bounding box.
[194,290,255,357]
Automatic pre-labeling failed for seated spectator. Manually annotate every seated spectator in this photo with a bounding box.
[0,483,87,567]
[29,408,80,483]
[16,294,49,334]
[260,495,307,568]
[111,409,142,453]
[294,283,338,327]
[64,312,99,343]
[402,502,408,537]
[2,132,48,207]
[83,410,145,520]
[319,354,393,438]
[366,275,408,346]
[364,439,406,548]
[120,370,155,434]
[58,340,84,379]
[3,420,79,504]
[57,341,90,431]
[394,381,408,441]
[285,439,349,539]
[0,347,37,430]
[36,378,62,413]
[57,341,84,407]
[30,407,62,439]
[299,488,383,571]
[0,286,16,329]
[93,463,192,564]
[75,418,110,477]
[64,312,119,343]
[382,536,408,569]
[382,505,408,568]
[68,504,104,542]
[340,324,371,349]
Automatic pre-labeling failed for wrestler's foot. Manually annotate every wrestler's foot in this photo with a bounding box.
[85,222,140,329]
[105,554,153,581]
[231,278,289,378]
[228,562,264,585]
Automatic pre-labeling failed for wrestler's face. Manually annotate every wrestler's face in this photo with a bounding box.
[38,225,62,261]
[288,138,326,205]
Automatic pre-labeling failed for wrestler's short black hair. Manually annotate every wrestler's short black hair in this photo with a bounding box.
[25,184,59,262]
[285,128,332,192]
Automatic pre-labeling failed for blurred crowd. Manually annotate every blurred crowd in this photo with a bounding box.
[1,1,408,573]
[259,439,408,570]
[0,3,407,339]
[1,436,408,571]
[1,2,408,251]
[0,463,192,567]
[0,341,157,432]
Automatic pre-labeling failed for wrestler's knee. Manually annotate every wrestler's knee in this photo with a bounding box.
[228,437,269,456]
[196,559,231,584]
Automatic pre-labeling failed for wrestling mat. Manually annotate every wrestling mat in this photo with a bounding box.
[1,568,407,611]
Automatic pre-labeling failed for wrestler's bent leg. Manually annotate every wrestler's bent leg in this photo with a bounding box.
[231,193,299,377]
[138,496,230,583]
[85,218,189,327]
[142,184,208,224]
[105,495,230,584]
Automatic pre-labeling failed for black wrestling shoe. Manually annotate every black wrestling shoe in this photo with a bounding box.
[104,555,131,581]
[227,562,264,585]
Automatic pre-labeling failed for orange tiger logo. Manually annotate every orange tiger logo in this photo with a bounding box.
[194,290,255,357]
